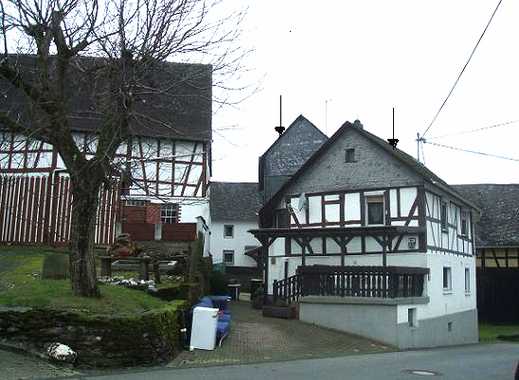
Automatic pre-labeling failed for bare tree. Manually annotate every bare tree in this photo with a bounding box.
[0,0,247,297]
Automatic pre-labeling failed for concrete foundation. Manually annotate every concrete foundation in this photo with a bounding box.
[299,297,478,349]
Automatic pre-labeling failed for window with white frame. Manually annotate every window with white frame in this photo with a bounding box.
[461,212,468,236]
[223,225,234,238]
[443,267,452,291]
[160,203,179,224]
[465,268,470,293]
[223,250,234,265]
[366,195,384,225]
[441,202,448,232]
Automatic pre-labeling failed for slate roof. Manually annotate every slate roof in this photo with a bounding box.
[0,54,212,141]
[260,120,477,226]
[210,182,262,222]
[260,115,328,177]
[452,184,519,247]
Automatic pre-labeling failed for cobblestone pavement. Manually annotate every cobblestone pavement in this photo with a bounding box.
[1,349,81,380]
[168,301,393,368]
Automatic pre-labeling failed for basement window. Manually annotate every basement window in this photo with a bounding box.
[345,148,356,163]
[223,250,234,265]
[408,308,418,328]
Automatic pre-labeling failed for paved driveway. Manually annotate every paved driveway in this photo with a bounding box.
[168,301,391,368]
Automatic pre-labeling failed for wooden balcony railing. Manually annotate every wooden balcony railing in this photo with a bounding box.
[273,265,429,304]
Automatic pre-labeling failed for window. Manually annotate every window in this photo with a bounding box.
[223,250,234,265]
[441,202,448,231]
[161,204,180,224]
[443,267,452,291]
[461,212,468,236]
[465,268,470,293]
[366,195,384,225]
[345,148,356,163]
[224,225,234,238]
[408,308,417,328]
[125,199,147,207]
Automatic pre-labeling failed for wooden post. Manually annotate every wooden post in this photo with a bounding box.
[153,261,161,284]
[140,256,150,281]
[100,256,112,278]
[382,235,387,267]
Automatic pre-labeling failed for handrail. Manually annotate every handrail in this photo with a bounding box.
[274,266,428,304]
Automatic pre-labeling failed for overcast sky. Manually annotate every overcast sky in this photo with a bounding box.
[210,0,519,185]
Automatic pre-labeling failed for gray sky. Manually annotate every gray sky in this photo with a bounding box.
[211,0,519,185]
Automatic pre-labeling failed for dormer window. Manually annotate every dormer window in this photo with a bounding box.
[345,148,356,163]
[366,195,384,225]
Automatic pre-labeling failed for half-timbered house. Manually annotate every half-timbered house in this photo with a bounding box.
[251,119,479,349]
[0,55,211,246]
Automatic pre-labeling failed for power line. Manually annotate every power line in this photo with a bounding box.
[422,0,504,138]
[427,119,519,140]
[423,140,519,162]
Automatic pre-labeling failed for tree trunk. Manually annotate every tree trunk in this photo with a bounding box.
[69,174,102,297]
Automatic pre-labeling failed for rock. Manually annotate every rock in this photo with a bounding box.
[46,343,77,364]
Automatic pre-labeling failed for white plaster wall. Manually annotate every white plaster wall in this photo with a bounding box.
[418,252,477,321]
[211,221,259,267]
[395,252,477,324]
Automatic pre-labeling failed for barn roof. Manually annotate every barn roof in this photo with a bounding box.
[452,184,519,248]
[0,54,212,141]
[210,182,262,222]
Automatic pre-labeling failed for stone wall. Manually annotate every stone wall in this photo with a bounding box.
[0,303,185,368]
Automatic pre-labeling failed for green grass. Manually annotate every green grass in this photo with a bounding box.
[0,246,171,315]
[479,323,519,343]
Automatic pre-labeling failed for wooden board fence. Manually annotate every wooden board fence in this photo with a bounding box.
[0,174,119,246]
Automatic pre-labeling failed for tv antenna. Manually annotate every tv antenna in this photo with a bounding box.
[275,95,285,136]
[387,107,399,150]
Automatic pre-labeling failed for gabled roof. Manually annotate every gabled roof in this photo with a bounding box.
[259,120,477,225]
[210,182,262,222]
[453,184,519,248]
[0,54,212,141]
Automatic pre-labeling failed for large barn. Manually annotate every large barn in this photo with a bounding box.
[0,55,212,246]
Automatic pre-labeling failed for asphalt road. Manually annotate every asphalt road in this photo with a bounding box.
[84,343,519,380]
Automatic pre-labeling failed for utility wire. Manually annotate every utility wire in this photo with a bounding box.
[422,0,503,138]
[423,140,519,162]
[427,119,519,140]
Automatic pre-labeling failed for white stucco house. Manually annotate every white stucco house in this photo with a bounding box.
[251,119,479,349]
[209,182,262,268]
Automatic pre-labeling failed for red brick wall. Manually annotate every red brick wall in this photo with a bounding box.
[146,204,161,224]
[122,206,147,224]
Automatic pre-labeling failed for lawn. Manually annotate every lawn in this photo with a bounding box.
[479,323,519,343]
[0,246,174,315]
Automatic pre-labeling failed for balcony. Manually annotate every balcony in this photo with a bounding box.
[273,265,429,304]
